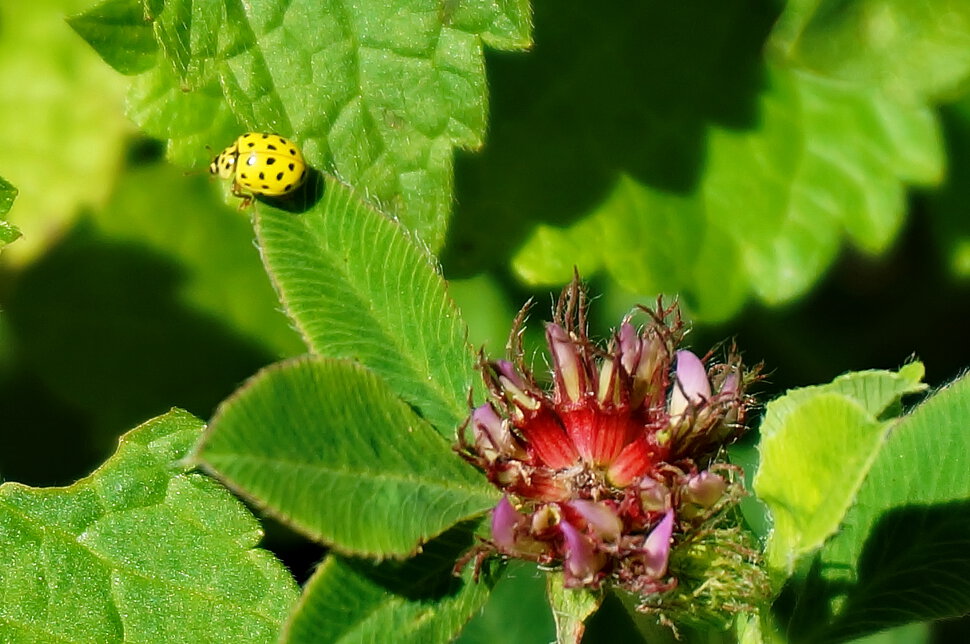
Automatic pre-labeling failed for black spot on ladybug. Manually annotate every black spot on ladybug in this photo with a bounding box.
[262,184,269,189]
[278,137,286,144]
[299,169,306,179]
[258,172,265,180]
[284,184,292,191]
[266,157,276,165]
[276,172,284,181]
[289,148,296,156]
[267,144,277,151]
[240,172,247,178]
[288,163,295,171]
[247,142,255,148]
[262,134,268,138]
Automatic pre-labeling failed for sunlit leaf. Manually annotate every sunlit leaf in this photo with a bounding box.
[0,176,19,249]
[753,364,926,575]
[70,0,533,248]
[257,178,474,435]
[197,357,497,557]
[785,374,970,641]
[0,0,129,265]
[0,409,298,642]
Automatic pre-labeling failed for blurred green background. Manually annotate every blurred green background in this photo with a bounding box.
[1,0,969,641]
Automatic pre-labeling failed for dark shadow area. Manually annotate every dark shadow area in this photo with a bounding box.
[687,202,970,395]
[259,167,326,214]
[442,0,779,276]
[344,519,484,602]
[777,501,970,643]
[584,590,649,643]
[0,217,278,486]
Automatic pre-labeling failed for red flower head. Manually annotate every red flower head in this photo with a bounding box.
[458,278,767,622]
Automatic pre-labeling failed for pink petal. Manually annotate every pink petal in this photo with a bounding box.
[641,510,674,578]
[560,520,607,586]
[491,496,525,552]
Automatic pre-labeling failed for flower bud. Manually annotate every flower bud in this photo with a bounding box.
[546,323,584,403]
[684,471,727,509]
[668,350,711,418]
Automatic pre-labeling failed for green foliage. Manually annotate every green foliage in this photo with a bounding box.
[546,573,603,644]
[69,0,532,249]
[0,409,298,642]
[445,0,963,322]
[0,0,129,263]
[783,373,970,641]
[256,178,475,435]
[1,162,301,466]
[197,356,497,557]
[770,0,970,101]
[755,363,927,575]
[283,525,491,644]
[457,561,556,644]
[0,176,19,249]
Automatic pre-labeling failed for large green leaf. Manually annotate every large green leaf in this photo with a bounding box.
[753,363,926,575]
[446,0,950,323]
[0,176,19,249]
[510,64,942,322]
[257,178,474,435]
[283,524,491,643]
[196,356,497,557]
[71,0,532,248]
[783,373,970,642]
[0,409,298,642]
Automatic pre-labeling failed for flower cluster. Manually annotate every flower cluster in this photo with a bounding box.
[458,279,766,623]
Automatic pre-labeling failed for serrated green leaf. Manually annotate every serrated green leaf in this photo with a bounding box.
[0,409,298,643]
[68,0,157,75]
[753,366,926,575]
[257,178,474,435]
[511,64,943,322]
[283,523,491,644]
[547,572,603,644]
[74,0,532,247]
[770,0,970,101]
[783,374,970,641]
[197,356,497,557]
[0,177,20,249]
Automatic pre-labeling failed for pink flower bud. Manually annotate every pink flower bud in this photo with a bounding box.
[669,350,711,417]
[546,323,584,403]
[684,471,727,508]
[472,404,519,459]
[495,361,541,411]
[618,322,642,375]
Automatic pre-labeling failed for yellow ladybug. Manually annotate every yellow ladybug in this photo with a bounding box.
[209,132,307,206]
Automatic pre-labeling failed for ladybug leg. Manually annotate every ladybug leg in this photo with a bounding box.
[231,181,253,209]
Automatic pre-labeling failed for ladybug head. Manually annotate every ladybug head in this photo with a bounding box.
[210,151,237,179]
